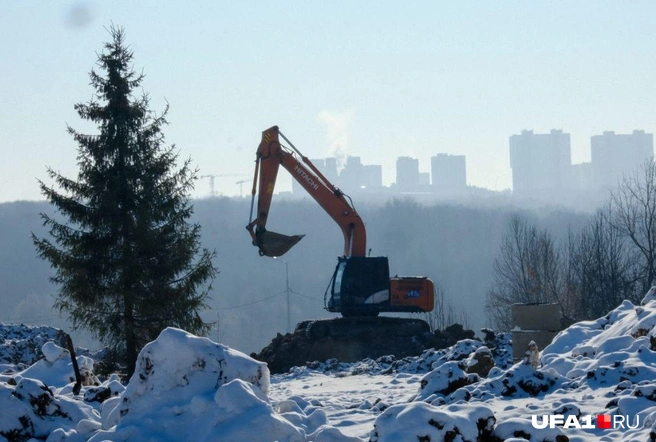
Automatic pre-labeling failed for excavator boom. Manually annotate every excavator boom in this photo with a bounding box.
[247,126,366,257]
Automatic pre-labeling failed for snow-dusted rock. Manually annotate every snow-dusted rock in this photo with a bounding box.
[0,324,66,368]
[416,361,479,401]
[493,417,567,442]
[42,341,67,363]
[446,363,570,403]
[83,376,125,404]
[0,377,98,441]
[370,402,496,442]
[465,345,495,377]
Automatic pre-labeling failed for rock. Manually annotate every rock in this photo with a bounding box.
[465,346,495,378]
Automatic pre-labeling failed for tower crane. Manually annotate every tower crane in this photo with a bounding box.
[236,179,249,197]
[200,174,247,197]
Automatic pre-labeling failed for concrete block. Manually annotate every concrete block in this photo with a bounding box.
[512,303,561,331]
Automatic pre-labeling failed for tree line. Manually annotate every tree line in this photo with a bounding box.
[486,161,656,330]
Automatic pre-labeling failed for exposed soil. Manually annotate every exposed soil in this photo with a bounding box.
[253,321,476,374]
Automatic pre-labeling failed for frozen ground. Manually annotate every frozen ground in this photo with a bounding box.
[2,289,656,441]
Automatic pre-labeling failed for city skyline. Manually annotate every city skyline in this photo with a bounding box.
[286,128,653,201]
[4,3,656,202]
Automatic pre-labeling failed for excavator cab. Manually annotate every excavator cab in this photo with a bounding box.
[329,256,390,316]
[328,256,435,316]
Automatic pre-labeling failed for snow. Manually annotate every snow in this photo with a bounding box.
[370,402,496,442]
[16,343,96,389]
[2,293,656,441]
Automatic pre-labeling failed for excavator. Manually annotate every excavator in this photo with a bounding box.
[246,126,434,339]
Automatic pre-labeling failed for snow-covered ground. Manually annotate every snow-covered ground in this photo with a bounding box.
[3,290,656,441]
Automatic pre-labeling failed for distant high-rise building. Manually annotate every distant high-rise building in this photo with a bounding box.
[591,130,653,190]
[396,156,419,190]
[324,157,338,183]
[339,156,364,192]
[431,154,466,190]
[509,129,571,195]
[570,162,593,191]
[362,164,383,189]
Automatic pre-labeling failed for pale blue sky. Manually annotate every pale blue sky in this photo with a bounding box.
[3,1,656,201]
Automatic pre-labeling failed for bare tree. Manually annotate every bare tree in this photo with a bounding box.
[568,206,640,320]
[486,214,565,331]
[421,282,471,332]
[610,160,656,293]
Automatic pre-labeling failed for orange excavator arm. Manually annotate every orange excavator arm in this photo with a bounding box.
[246,126,366,258]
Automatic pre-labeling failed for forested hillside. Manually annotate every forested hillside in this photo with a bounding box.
[0,196,589,353]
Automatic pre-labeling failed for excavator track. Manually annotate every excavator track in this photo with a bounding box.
[297,316,430,341]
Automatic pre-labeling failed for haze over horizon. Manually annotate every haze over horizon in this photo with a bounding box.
[4,1,656,202]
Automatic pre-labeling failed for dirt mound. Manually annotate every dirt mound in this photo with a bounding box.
[253,321,476,374]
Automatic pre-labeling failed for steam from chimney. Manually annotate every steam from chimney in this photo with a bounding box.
[317,109,354,172]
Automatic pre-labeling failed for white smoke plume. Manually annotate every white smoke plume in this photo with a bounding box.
[317,109,354,171]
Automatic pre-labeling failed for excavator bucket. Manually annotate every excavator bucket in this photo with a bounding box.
[257,231,305,257]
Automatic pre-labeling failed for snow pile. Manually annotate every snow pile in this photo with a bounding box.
[614,382,656,429]
[0,377,98,441]
[0,323,66,370]
[447,362,571,404]
[541,299,656,388]
[89,327,276,441]
[83,374,125,405]
[282,331,511,379]
[4,291,656,441]
[0,327,361,442]
[416,361,480,401]
[12,341,97,389]
[362,289,656,441]
[390,339,485,374]
[370,402,496,442]
[276,397,362,442]
[492,417,567,442]
[85,327,356,442]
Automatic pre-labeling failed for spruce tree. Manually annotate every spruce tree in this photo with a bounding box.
[32,26,217,376]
